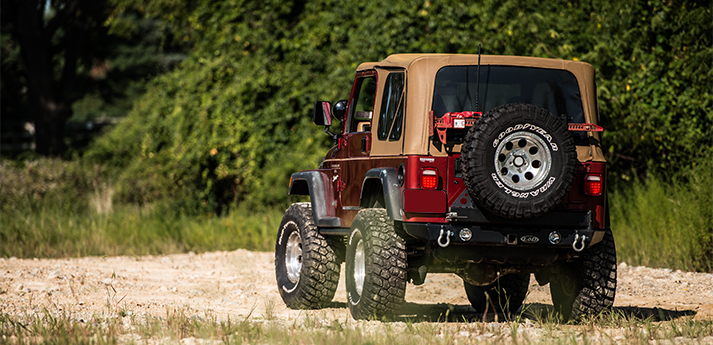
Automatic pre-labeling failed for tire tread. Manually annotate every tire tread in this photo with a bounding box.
[276,202,342,309]
[347,208,407,319]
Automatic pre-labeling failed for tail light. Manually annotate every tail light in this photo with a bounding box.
[584,174,603,196]
[420,168,438,190]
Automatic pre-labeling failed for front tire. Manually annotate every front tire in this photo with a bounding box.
[550,230,617,321]
[275,203,342,309]
[346,208,407,319]
[464,274,530,314]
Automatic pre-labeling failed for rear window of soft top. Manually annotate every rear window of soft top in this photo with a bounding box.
[432,65,587,145]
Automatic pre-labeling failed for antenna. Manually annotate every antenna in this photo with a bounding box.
[475,44,482,112]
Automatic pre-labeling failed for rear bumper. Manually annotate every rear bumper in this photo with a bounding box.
[402,206,605,250]
[402,221,606,266]
[402,222,604,249]
[402,206,604,248]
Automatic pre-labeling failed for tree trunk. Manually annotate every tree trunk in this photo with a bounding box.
[32,100,71,156]
[11,0,99,156]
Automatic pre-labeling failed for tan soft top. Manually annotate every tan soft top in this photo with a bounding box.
[358,54,604,162]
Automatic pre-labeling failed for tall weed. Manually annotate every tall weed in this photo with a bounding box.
[0,158,281,258]
[610,160,713,272]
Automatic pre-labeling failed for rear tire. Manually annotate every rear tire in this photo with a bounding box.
[275,203,342,309]
[550,230,617,321]
[464,274,530,314]
[346,208,407,319]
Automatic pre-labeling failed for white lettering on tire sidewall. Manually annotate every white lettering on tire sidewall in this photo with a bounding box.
[348,291,360,306]
[491,173,556,199]
[278,221,297,246]
[492,123,559,152]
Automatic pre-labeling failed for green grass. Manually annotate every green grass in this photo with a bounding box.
[0,202,282,258]
[0,158,283,258]
[609,160,713,272]
[2,307,712,344]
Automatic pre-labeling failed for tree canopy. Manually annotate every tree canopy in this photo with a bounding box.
[86,0,712,213]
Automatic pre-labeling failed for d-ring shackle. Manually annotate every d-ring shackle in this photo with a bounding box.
[437,228,452,248]
[572,233,586,252]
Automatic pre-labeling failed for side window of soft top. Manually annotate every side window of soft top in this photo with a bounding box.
[377,72,405,141]
[348,76,377,133]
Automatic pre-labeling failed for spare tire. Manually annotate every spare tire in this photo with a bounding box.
[461,104,577,219]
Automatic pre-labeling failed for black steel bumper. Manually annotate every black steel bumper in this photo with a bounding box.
[402,208,605,251]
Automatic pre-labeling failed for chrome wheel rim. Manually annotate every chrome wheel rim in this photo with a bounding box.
[285,231,302,284]
[494,131,552,191]
[354,238,365,296]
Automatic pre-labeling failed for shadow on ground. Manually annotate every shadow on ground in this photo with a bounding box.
[385,302,696,323]
[612,306,696,321]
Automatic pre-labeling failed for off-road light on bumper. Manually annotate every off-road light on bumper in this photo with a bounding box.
[459,228,472,241]
[549,231,562,244]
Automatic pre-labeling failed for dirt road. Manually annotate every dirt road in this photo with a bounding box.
[2,250,712,326]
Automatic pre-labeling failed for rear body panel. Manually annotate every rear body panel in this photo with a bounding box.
[319,154,606,229]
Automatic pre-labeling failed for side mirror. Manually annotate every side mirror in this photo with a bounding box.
[333,100,348,122]
[313,101,332,126]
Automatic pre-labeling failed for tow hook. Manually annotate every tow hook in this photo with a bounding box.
[572,233,587,252]
[437,227,453,248]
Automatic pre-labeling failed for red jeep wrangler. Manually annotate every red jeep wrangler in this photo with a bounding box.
[275,54,616,321]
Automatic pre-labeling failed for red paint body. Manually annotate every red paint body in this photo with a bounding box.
[323,150,606,228]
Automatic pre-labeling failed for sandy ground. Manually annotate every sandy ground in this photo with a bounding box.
[2,249,712,325]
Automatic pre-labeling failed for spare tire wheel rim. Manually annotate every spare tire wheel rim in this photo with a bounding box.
[354,238,365,296]
[494,131,552,191]
[285,231,302,284]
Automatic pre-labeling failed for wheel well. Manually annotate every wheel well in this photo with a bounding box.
[289,179,310,195]
[287,172,333,223]
[360,178,385,208]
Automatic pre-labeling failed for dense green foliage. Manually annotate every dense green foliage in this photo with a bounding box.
[88,0,711,212]
[588,2,712,185]
[69,14,187,123]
